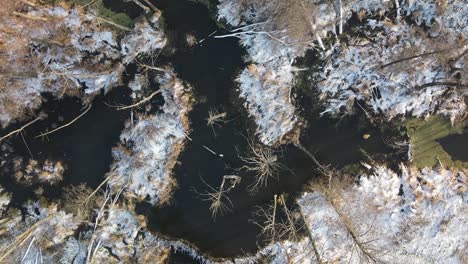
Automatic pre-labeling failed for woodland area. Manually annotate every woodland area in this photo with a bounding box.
[0,0,466,263]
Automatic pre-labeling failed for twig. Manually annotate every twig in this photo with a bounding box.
[338,0,343,35]
[86,191,111,264]
[83,0,100,8]
[279,195,297,240]
[297,208,323,264]
[206,109,227,137]
[136,62,171,74]
[0,115,43,143]
[0,216,53,262]
[117,90,162,110]
[12,12,48,22]
[251,194,278,242]
[202,145,217,155]
[199,30,218,43]
[293,143,334,187]
[379,49,449,69]
[20,0,38,7]
[94,16,131,31]
[20,131,33,159]
[197,175,241,220]
[214,22,289,46]
[82,175,112,205]
[21,236,36,263]
[415,81,468,90]
[239,134,284,191]
[35,105,92,138]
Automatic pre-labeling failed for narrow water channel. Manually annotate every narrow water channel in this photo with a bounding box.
[137,0,402,259]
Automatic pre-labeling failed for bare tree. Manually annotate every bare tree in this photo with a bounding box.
[293,143,336,188]
[196,175,241,220]
[239,135,285,191]
[206,109,227,137]
[251,194,299,243]
[62,183,105,221]
[216,0,339,50]
[307,175,381,263]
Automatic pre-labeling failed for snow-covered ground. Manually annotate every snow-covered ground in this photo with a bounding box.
[108,69,192,205]
[0,2,166,128]
[317,18,466,122]
[217,0,467,141]
[0,191,172,263]
[217,0,306,146]
[220,164,466,264]
[234,164,467,264]
[237,60,299,145]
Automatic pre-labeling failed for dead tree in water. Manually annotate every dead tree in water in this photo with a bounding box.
[293,143,336,188]
[239,135,285,191]
[251,194,299,243]
[197,175,241,220]
[206,109,227,137]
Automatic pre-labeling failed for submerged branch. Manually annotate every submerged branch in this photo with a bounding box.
[117,90,162,110]
[35,105,92,138]
[0,115,43,143]
[293,143,335,187]
[196,175,241,220]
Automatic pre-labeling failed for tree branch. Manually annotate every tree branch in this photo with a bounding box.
[35,105,91,138]
[0,115,43,143]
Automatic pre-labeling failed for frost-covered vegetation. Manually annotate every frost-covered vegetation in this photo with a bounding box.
[226,164,467,264]
[217,0,467,145]
[299,165,467,264]
[0,0,466,263]
[317,18,466,121]
[211,0,468,263]
[0,187,173,263]
[0,1,190,262]
[108,69,192,205]
[0,0,165,128]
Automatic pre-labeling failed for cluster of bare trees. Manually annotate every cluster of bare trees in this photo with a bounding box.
[217,0,342,50]
[252,194,300,243]
[239,136,286,191]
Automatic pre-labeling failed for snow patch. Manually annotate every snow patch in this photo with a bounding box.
[108,70,192,205]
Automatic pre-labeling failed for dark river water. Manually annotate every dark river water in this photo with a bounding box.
[0,88,131,206]
[0,0,408,261]
[438,127,468,162]
[135,0,401,259]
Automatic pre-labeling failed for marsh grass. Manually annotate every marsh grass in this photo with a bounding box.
[403,116,467,169]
